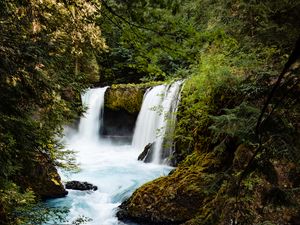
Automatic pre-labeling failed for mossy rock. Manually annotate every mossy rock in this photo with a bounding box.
[105,86,145,114]
[15,153,68,199]
[104,82,164,114]
[117,152,222,225]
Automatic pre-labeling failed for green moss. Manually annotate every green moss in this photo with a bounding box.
[104,86,144,114]
[110,81,164,89]
[105,82,165,114]
[118,151,225,224]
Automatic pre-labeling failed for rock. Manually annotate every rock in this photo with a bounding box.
[137,142,154,163]
[117,152,217,225]
[65,181,98,191]
[104,85,146,114]
[102,83,164,139]
[14,152,68,199]
[102,85,146,139]
[102,107,138,138]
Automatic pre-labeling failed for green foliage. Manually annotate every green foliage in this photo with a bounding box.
[97,0,299,85]
[174,47,243,161]
[209,103,260,144]
[0,0,106,222]
[0,181,35,224]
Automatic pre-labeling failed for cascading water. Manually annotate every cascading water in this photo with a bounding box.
[131,81,183,164]
[152,81,183,164]
[78,87,108,141]
[46,87,171,225]
[131,85,166,150]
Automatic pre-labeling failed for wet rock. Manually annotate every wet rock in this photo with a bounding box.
[65,181,98,191]
[102,85,146,139]
[102,107,138,138]
[137,143,154,163]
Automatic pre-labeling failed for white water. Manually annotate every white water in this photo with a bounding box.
[131,81,183,164]
[131,85,166,151]
[78,87,108,141]
[152,81,183,164]
[46,87,171,225]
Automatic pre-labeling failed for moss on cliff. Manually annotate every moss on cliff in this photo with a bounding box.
[104,82,164,114]
[105,86,144,114]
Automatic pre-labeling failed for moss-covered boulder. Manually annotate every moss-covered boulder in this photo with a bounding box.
[117,151,224,225]
[15,153,67,199]
[102,84,145,138]
[118,145,300,225]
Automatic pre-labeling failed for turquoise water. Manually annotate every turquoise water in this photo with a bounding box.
[45,87,172,225]
[46,137,172,225]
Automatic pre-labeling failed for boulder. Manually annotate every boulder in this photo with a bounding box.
[65,181,98,191]
[15,152,68,199]
[102,85,145,140]
[117,152,217,225]
[104,85,146,114]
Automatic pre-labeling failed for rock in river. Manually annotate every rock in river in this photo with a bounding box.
[65,181,98,191]
[137,142,155,163]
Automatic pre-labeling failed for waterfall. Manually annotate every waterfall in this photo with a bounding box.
[132,81,183,164]
[131,85,166,150]
[77,87,108,141]
[47,86,171,225]
[152,81,183,164]
[48,86,171,225]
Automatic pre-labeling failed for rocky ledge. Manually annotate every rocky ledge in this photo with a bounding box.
[102,83,163,138]
[117,142,300,225]
[104,85,146,114]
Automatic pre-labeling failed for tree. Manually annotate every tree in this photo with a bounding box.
[0,0,106,223]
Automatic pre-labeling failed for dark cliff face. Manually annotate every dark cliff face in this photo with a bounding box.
[102,85,146,141]
[15,153,67,199]
[102,107,138,140]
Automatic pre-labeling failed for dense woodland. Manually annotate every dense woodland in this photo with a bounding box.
[0,0,299,224]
